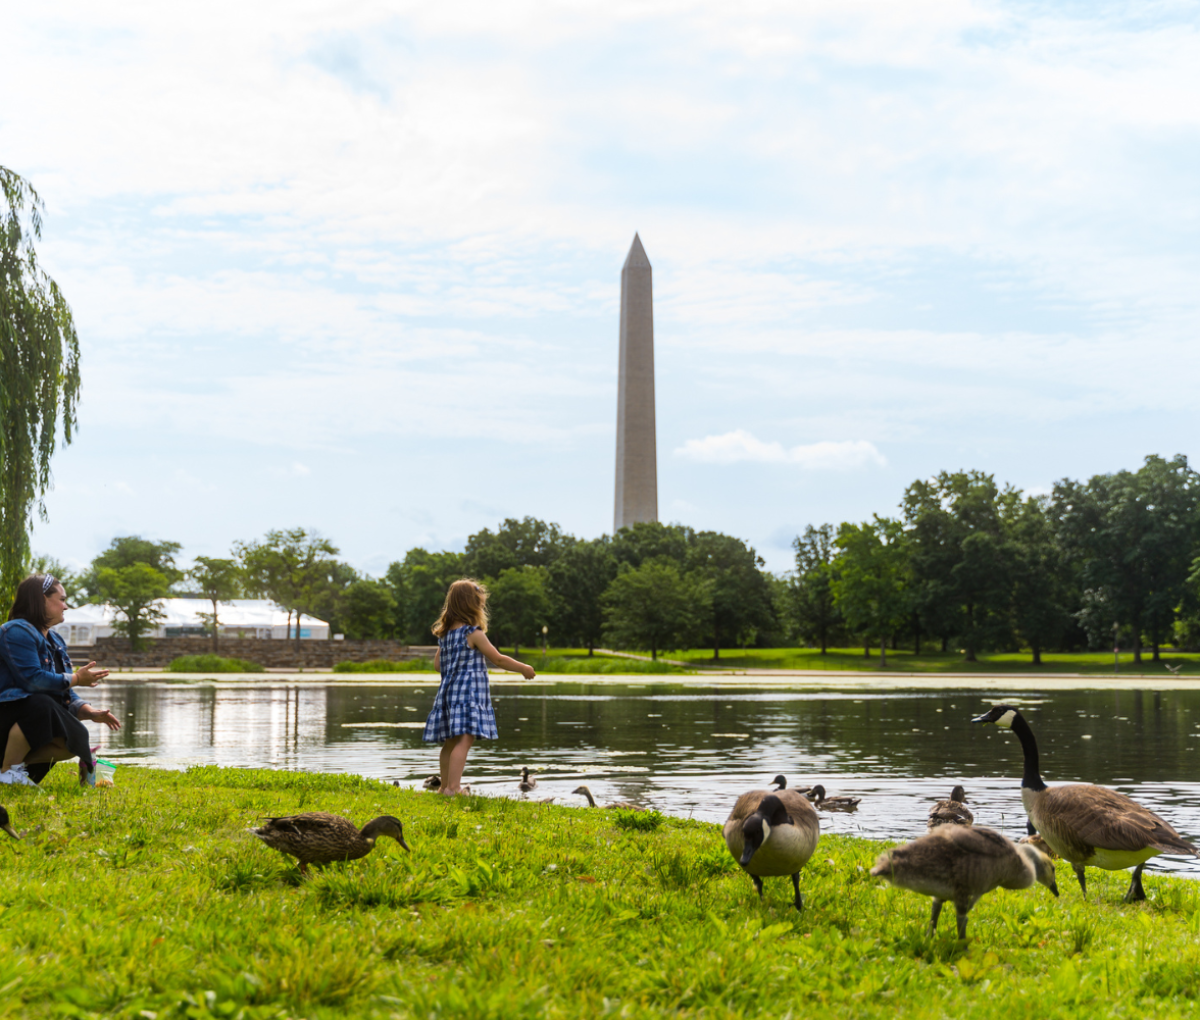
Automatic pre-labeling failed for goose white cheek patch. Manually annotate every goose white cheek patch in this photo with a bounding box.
[997,709,1017,729]
[761,820,772,843]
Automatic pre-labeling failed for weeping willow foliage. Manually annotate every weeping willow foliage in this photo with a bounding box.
[0,167,81,607]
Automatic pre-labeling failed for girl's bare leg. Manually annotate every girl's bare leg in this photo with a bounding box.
[2,724,30,771]
[438,740,453,788]
[442,734,475,794]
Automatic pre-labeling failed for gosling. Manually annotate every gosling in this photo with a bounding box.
[927,785,974,831]
[871,825,1059,939]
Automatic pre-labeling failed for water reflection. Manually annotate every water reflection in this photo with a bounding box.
[84,681,1200,876]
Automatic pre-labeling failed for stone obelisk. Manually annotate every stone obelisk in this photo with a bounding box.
[614,233,658,532]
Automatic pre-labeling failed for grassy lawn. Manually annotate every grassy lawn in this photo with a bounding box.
[334,650,692,675]
[656,647,1200,674]
[5,766,1200,1018]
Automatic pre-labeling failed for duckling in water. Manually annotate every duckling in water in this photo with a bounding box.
[871,825,1058,939]
[927,785,974,831]
[806,784,861,810]
[723,790,820,911]
[252,813,409,875]
[518,767,538,793]
[572,785,642,810]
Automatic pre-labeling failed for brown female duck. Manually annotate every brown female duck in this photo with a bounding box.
[252,812,409,874]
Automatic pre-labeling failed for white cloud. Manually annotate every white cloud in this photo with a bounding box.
[674,431,886,470]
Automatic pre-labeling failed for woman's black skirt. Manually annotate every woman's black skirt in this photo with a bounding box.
[0,693,93,783]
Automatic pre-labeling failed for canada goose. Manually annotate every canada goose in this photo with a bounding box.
[807,784,861,810]
[0,807,17,840]
[518,767,538,793]
[927,785,974,831]
[871,825,1058,939]
[770,774,812,795]
[252,813,409,875]
[422,775,441,790]
[1018,832,1058,860]
[571,785,642,810]
[973,703,1197,901]
[723,789,820,911]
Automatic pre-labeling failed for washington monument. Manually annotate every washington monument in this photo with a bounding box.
[613,233,658,532]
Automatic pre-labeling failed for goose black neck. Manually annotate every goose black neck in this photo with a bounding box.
[1011,712,1046,791]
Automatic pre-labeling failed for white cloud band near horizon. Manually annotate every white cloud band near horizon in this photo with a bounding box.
[674,431,887,470]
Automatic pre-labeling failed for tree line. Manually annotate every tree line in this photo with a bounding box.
[37,453,1200,663]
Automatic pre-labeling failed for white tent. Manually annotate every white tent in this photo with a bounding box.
[53,599,329,646]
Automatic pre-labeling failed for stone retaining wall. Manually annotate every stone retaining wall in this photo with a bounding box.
[69,637,436,670]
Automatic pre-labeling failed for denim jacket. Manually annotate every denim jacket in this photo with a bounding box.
[0,619,84,714]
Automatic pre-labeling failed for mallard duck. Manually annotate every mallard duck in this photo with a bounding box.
[974,703,1197,901]
[252,813,409,874]
[0,807,17,840]
[927,785,974,831]
[806,784,861,810]
[518,767,538,793]
[871,825,1058,939]
[422,775,441,790]
[723,789,820,911]
[571,785,642,810]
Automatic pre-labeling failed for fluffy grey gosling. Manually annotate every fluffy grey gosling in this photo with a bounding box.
[927,785,974,831]
[974,702,1197,902]
[871,826,1059,939]
[723,790,820,911]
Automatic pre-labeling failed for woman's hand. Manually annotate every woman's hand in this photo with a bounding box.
[79,706,121,730]
[71,662,109,687]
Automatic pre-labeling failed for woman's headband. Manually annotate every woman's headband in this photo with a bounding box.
[41,575,58,594]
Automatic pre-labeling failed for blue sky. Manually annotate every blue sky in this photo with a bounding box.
[6,0,1200,574]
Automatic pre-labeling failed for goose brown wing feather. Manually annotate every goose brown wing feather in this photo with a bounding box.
[725,790,769,824]
[775,788,821,827]
[1041,786,1197,855]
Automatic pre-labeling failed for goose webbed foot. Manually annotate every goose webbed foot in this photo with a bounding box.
[1123,863,1147,903]
[751,875,764,900]
[791,872,803,912]
[928,900,943,935]
[1073,864,1087,898]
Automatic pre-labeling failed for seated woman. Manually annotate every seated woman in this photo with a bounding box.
[0,574,120,786]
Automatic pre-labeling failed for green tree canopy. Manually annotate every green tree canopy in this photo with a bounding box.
[610,522,694,569]
[602,559,706,660]
[187,556,243,653]
[791,524,841,655]
[462,517,570,578]
[685,531,775,660]
[486,565,551,656]
[79,536,184,601]
[340,578,399,640]
[235,528,345,648]
[546,537,618,654]
[96,563,170,651]
[385,548,466,644]
[832,517,908,667]
[1,167,81,607]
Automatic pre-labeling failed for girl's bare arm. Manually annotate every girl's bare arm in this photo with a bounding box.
[467,630,536,679]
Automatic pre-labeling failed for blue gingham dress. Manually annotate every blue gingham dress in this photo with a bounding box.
[422,625,498,742]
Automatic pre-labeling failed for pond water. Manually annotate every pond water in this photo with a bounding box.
[82,679,1200,877]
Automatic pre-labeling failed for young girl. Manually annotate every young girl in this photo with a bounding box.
[422,579,535,794]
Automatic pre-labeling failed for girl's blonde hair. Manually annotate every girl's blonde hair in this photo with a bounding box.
[431,578,489,637]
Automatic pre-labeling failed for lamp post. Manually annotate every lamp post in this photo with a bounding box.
[1113,621,1120,674]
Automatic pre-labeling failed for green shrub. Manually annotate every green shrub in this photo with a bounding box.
[613,809,665,831]
[333,658,437,673]
[525,656,688,675]
[167,653,264,673]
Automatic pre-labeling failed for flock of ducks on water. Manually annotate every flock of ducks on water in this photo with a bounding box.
[1,699,1165,940]
[248,702,1197,938]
